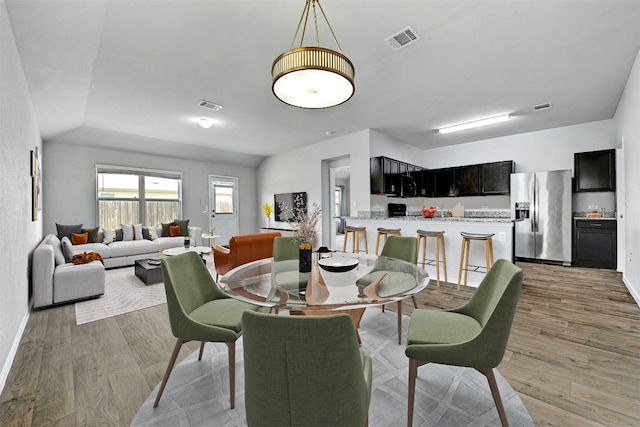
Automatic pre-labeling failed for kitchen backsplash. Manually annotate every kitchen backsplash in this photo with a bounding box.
[359,208,510,219]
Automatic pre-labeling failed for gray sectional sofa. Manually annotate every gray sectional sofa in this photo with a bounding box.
[32,226,201,308]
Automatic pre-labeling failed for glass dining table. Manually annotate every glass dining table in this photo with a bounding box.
[218,253,430,343]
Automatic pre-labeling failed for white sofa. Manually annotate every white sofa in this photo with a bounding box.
[74,226,201,269]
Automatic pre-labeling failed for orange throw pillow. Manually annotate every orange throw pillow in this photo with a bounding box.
[169,225,182,237]
[71,232,89,245]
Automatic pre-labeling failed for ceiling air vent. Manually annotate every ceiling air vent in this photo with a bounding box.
[198,99,224,111]
[533,103,552,111]
[385,26,421,51]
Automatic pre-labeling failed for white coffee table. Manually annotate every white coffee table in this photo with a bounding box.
[162,246,213,259]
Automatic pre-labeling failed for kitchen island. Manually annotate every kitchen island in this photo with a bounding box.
[343,216,514,287]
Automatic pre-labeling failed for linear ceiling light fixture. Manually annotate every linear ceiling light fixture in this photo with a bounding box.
[272,0,355,109]
[439,114,511,134]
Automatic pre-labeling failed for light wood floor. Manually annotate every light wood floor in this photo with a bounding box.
[1,261,639,426]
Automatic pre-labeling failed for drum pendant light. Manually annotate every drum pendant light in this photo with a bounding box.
[272,0,355,109]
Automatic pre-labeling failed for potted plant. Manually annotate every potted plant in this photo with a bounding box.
[261,202,273,229]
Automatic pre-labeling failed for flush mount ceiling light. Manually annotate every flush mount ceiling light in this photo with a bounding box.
[438,114,511,134]
[194,117,215,129]
[272,0,355,109]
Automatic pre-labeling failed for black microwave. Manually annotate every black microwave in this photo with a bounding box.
[399,175,416,198]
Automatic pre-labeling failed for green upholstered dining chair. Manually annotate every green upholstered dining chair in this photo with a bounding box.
[358,235,420,344]
[405,259,523,427]
[268,236,304,311]
[272,236,303,261]
[153,251,259,409]
[242,311,372,427]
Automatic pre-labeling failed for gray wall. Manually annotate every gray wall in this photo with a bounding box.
[613,48,640,303]
[0,0,43,392]
[43,141,258,237]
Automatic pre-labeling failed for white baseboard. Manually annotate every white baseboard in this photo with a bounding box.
[623,274,640,308]
[0,308,30,396]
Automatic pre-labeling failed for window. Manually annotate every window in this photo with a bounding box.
[97,166,182,229]
[214,184,234,214]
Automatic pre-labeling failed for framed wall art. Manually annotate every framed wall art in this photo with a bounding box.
[31,147,41,221]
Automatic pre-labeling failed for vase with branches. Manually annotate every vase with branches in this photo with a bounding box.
[278,194,321,245]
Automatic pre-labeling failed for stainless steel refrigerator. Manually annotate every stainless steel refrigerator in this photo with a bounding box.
[510,170,572,265]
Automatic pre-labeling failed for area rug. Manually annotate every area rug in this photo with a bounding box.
[131,309,533,426]
[75,265,167,325]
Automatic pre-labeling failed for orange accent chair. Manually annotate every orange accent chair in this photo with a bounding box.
[213,232,281,277]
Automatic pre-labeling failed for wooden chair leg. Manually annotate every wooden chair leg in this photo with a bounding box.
[440,235,448,283]
[397,300,403,344]
[434,236,441,287]
[198,341,205,360]
[363,231,369,254]
[411,295,418,309]
[463,239,471,287]
[407,359,427,427]
[154,338,186,408]
[227,342,236,409]
[478,368,509,427]
[457,237,466,291]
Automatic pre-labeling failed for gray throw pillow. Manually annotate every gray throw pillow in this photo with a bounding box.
[60,236,74,263]
[56,223,82,240]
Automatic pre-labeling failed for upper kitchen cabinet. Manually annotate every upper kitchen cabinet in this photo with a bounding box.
[434,168,456,197]
[455,165,480,196]
[412,169,434,197]
[370,156,398,195]
[370,156,422,195]
[481,160,514,195]
[574,149,616,192]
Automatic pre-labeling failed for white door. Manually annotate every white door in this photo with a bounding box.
[209,175,239,246]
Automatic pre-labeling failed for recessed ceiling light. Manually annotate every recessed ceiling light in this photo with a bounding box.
[194,117,215,129]
[438,114,511,134]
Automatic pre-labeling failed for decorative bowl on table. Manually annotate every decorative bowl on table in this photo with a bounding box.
[318,256,359,273]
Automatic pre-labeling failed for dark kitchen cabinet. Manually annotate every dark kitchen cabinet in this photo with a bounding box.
[481,160,514,195]
[370,157,384,194]
[412,169,434,197]
[573,219,617,269]
[370,156,421,195]
[434,168,455,197]
[370,156,399,195]
[574,149,615,192]
[455,165,480,196]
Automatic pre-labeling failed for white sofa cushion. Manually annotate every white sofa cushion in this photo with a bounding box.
[53,261,105,304]
[108,239,157,257]
[154,236,186,251]
[73,242,111,259]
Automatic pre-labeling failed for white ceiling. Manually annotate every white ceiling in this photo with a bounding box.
[6,0,640,168]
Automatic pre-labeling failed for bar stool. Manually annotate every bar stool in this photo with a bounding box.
[457,232,495,291]
[343,226,368,254]
[375,227,401,255]
[416,230,447,287]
